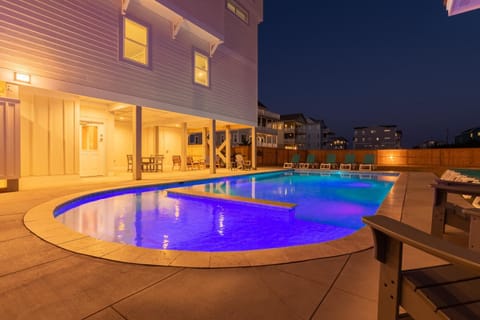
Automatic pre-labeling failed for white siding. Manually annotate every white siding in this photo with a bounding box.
[0,0,260,126]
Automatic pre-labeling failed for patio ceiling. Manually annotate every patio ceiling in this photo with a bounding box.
[81,96,249,131]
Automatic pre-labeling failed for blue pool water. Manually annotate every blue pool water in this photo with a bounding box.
[55,171,397,252]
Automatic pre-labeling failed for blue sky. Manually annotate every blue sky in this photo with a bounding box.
[258,1,480,147]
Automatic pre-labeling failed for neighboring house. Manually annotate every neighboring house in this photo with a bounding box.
[255,101,280,148]
[353,125,402,149]
[0,0,263,191]
[415,139,448,149]
[304,117,323,150]
[327,137,349,150]
[278,113,307,150]
[454,127,480,147]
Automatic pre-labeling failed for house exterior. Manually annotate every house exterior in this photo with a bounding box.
[278,113,307,150]
[0,0,263,191]
[455,127,480,147]
[353,125,402,150]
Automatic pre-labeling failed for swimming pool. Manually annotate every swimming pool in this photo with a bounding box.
[54,171,397,252]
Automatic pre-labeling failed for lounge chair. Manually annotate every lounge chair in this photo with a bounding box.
[283,153,300,168]
[320,153,338,170]
[358,153,375,171]
[431,178,480,251]
[339,153,357,170]
[363,215,480,320]
[299,153,318,169]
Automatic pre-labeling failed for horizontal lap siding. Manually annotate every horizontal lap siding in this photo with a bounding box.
[0,0,257,125]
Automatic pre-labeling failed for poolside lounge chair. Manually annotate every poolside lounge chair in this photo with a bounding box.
[283,153,300,168]
[358,154,375,171]
[339,153,357,170]
[299,153,318,169]
[363,215,480,320]
[320,153,338,170]
[431,178,480,251]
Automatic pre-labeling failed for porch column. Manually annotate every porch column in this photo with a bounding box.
[132,105,142,180]
[181,122,187,171]
[202,127,208,163]
[251,126,257,169]
[209,119,216,174]
[226,125,231,169]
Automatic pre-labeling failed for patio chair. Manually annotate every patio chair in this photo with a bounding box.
[359,153,376,171]
[235,154,251,170]
[320,153,338,170]
[172,155,181,170]
[340,153,357,170]
[299,153,318,169]
[283,153,300,168]
[363,215,480,320]
[186,156,200,170]
[153,154,164,172]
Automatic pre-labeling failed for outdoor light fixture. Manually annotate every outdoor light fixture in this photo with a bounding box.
[14,72,31,83]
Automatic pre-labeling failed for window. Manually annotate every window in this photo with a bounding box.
[81,125,98,151]
[194,51,209,87]
[188,133,203,145]
[122,17,149,66]
[226,0,249,23]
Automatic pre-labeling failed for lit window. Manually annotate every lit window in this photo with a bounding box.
[194,51,209,87]
[226,0,249,23]
[81,126,98,151]
[123,17,149,66]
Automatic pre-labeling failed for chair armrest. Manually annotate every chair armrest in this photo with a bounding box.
[462,207,480,217]
[362,215,480,271]
[431,180,480,196]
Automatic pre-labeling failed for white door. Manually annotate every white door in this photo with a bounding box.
[80,122,105,177]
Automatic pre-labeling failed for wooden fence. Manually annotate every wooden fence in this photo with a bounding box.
[232,146,480,172]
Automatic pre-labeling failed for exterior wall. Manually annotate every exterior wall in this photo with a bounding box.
[0,0,260,126]
[19,87,79,177]
[0,96,20,188]
[113,121,133,172]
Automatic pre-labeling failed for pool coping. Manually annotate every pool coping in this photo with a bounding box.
[23,170,406,268]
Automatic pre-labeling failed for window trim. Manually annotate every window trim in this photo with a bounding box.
[226,0,249,24]
[193,49,210,88]
[120,15,152,68]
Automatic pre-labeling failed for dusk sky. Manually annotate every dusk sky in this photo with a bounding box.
[258,1,480,147]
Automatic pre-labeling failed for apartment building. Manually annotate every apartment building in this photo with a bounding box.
[0,0,263,191]
[353,125,402,149]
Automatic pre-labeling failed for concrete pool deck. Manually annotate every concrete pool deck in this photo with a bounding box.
[0,169,467,319]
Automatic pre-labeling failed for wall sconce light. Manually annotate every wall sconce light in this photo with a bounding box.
[14,72,31,83]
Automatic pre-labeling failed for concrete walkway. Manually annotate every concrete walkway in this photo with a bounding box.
[0,170,458,319]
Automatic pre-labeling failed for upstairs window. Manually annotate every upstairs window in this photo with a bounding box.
[122,17,149,66]
[194,51,209,87]
[226,0,249,24]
